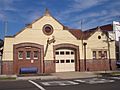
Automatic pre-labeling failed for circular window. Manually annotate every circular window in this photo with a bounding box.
[98,35,101,39]
[43,24,53,35]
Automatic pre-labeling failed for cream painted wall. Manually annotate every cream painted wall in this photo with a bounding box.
[32,16,63,30]
[2,15,81,61]
[85,30,116,59]
[2,38,14,61]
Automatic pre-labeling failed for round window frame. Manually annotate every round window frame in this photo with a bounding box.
[42,24,53,36]
[98,35,101,39]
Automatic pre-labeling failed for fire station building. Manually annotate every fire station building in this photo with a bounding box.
[2,9,116,75]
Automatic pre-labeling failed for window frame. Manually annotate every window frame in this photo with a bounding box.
[55,60,59,63]
[71,59,74,63]
[33,51,39,59]
[60,60,65,63]
[60,51,64,55]
[66,51,70,55]
[26,51,31,60]
[104,51,107,59]
[92,50,108,60]
[55,51,59,55]
[66,59,70,63]
[18,51,23,60]
[93,51,97,59]
[71,51,74,55]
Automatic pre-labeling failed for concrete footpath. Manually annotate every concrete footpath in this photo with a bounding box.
[0,71,118,80]
[51,72,99,79]
[16,71,101,80]
[16,72,98,80]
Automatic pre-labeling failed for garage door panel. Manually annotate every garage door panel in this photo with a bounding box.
[55,49,75,72]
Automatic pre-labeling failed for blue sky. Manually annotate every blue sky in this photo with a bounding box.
[0,0,120,39]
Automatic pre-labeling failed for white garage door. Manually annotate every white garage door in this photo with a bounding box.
[55,49,75,72]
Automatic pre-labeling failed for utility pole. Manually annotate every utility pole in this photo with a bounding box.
[83,42,87,71]
[81,19,83,31]
[105,32,112,70]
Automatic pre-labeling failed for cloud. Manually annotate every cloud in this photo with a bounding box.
[55,0,120,30]
[0,0,18,11]
[0,12,5,21]
[0,0,23,21]
[61,0,108,15]
[72,0,104,10]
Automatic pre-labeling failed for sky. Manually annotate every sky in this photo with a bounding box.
[0,0,120,39]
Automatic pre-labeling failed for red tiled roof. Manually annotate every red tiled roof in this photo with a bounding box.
[68,24,113,40]
[86,24,113,31]
[68,29,84,40]
[100,24,113,31]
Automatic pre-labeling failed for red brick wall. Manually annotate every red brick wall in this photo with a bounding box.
[80,59,116,71]
[44,60,55,73]
[16,60,41,74]
[13,43,44,74]
[2,61,13,75]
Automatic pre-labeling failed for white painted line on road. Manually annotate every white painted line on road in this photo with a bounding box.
[74,78,115,84]
[75,80,86,83]
[29,80,46,90]
[109,77,120,80]
[41,81,79,86]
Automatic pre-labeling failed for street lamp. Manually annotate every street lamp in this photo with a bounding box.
[83,42,87,71]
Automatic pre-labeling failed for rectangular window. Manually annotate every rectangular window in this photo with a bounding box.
[18,51,23,59]
[55,51,59,55]
[71,59,74,63]
[34,51,38,59]
[60,60,64,63]
[66,59,70,63]
[104,51,107,59]
[93,51,96,59]
[71,51,74,55]
[66,51,70,55]
[60,51,64,55]
[98,51,102,59]
[26,51,31,59]
[56,60,59,63]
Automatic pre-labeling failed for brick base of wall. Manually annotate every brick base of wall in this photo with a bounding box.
[1,59,117,75]
[80,59,116,71]
[2,61,13,75]
[44,60,55,73]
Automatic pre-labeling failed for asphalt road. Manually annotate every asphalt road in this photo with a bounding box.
[0,77,120,90]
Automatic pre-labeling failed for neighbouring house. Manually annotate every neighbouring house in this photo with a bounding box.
[113,21,120,61]
[0,39,3,74]
[2,9,116,75]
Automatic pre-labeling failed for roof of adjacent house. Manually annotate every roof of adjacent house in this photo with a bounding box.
[68,24,113,40]
[68,29,83,40]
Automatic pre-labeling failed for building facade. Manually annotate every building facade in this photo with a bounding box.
[2,10,116,75]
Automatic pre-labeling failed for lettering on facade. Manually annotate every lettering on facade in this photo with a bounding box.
[47,36,56,45]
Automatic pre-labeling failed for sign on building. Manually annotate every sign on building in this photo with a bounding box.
[113,21,120,41]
